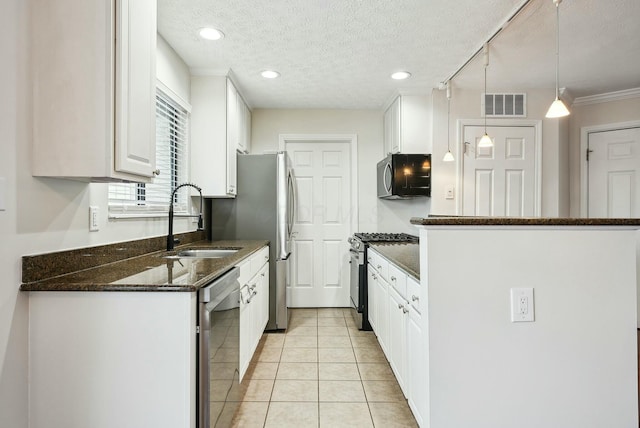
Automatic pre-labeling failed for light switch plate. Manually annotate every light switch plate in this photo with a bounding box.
[511,287,534,322]
[445,185,454,200]
[0,177,5,211]
[89,206,99,232]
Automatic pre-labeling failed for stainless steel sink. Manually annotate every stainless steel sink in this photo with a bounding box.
[163,248,240,259]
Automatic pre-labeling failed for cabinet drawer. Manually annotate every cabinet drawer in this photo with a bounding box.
[369,250,389,280]
[251,246,269,275]
[388,263,407,299]
[237,259,252,289]
[407,276,421,313]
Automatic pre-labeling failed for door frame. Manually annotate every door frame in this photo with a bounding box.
[579,120,640,217]
[456,119,542,216]
[278,133,359,234]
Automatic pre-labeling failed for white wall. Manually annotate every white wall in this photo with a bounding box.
[424,228,638,427]
[568,95,640,216]
[251,108,428,234]
[157,34,191,105]
[0,3,193,425]
[430,84,570,217]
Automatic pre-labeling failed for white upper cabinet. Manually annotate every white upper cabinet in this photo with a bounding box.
[191,76,251,197]
[383,94,433,155]
[32,0,157,182]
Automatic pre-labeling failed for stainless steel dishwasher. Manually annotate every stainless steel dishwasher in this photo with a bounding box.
[198,267,240,428]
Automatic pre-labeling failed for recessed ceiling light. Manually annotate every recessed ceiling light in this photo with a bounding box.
[391,71,411,80]
[261,70,280,79]
[199,27,224,41]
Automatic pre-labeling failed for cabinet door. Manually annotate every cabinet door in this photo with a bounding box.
[391,97,402,154]
[376,275,390,358]
[388,286,407,396]
[245,104,252,154]
[383,105,393,155]
[115,0,157,178]
[367,265,378,332]
[239,290,251,381]
[259,264,270,330]
[407,307,426,426]
[226,81,238,195]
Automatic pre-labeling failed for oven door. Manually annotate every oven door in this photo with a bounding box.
[349,249,363,310]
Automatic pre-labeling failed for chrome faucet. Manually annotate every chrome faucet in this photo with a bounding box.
[167,183,204,251]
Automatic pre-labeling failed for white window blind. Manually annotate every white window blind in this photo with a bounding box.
[108,87,189,217]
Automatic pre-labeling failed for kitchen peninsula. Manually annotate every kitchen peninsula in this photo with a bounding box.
[410,216,640,428]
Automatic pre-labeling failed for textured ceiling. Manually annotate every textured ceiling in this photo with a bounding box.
[158,0,640,109]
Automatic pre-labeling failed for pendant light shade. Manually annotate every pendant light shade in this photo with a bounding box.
[443,81,455,162]
[546,0,570,118]
[443,150,455,162]
[478,133,494,148]
[546,98,570,118]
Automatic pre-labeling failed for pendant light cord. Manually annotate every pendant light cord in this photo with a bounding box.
[555,0,560,99]
[484,64,488,133]
[447,84,451,152]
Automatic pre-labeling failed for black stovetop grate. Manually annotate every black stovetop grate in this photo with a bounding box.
[353,232,419,243]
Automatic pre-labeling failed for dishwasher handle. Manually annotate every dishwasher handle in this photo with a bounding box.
[199,267,240,303]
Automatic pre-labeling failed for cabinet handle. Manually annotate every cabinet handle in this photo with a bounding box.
[402,307,409,314]
[398,303,403,310]
[373,274,377,279]
[411,295,419,302]
[377,265,382,269]
[390,276,396,281]
[152,169,160,176]
[261,272,266,277]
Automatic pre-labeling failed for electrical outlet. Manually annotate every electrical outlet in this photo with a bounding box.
[89,206,99,232]
[511,287,534,322]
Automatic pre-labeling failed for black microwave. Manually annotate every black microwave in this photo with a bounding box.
[377,154,431,199]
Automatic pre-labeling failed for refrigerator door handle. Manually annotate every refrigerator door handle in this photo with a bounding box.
[287,169,296,238]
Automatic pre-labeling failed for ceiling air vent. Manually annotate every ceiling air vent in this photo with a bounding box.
[482,93,527,118]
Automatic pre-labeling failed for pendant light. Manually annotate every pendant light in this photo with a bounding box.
[443,81,455,162]
[478,44,493,148]
[546,0,570,118]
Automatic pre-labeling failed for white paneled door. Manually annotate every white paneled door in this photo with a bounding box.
[462,125,537,217]
[588,127,640,218]
[287,142,352,307]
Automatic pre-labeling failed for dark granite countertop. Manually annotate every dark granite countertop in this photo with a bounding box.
[21,239,268,292]
[369,243,420,280]
[411,216,640,227]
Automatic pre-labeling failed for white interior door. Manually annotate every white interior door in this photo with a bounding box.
[287,141,351,307]
[588,127,640,218]
[462,125,537,217]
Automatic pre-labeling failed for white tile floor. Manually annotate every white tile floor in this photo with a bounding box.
[214,308,418,427]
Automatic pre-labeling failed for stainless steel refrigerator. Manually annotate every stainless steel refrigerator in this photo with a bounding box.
[209,152,295,330]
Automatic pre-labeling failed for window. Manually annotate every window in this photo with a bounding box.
[109,86,190,217]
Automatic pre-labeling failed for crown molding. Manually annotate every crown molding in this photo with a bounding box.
[572,87,640,107]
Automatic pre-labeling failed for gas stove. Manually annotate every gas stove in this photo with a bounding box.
[353,232,419,244]
[349,233,418,250]
[348,232,419,331]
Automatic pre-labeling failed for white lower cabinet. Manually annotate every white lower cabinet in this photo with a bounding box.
[29,292,197,428]
[407,296,427,426]
[388,285,408,395]
[368,248,427,426]
[238,246,270,380]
